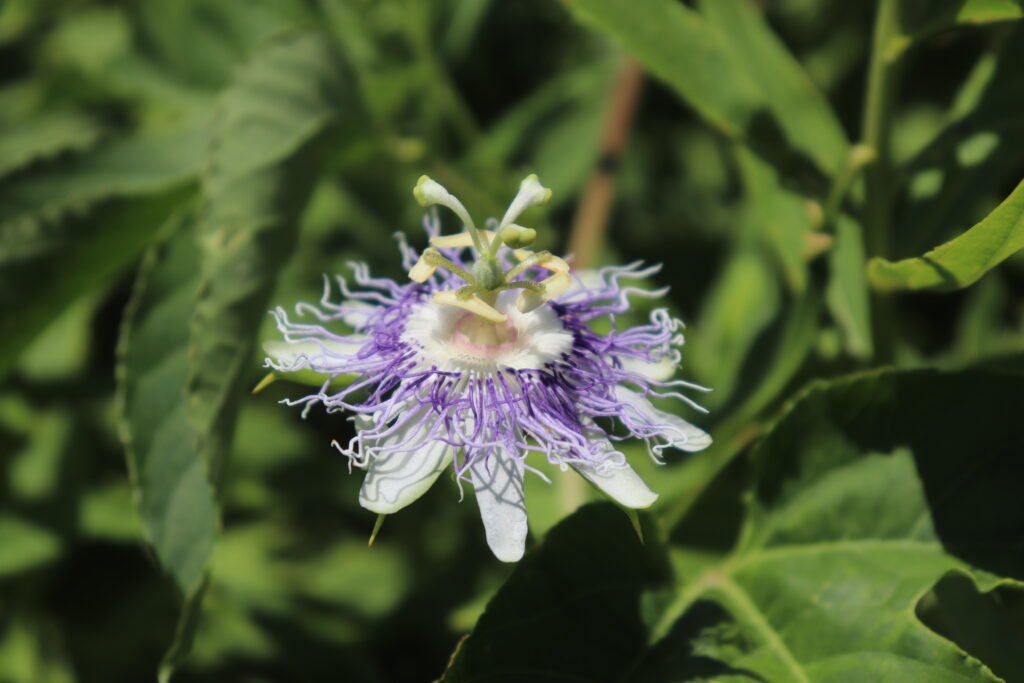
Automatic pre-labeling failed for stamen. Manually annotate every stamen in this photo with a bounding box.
[408,248,475,284]
[516,271,572,313]
[431,230,496,249]
[433,290,507,323]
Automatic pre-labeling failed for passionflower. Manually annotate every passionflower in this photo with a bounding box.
[264,174,710,561]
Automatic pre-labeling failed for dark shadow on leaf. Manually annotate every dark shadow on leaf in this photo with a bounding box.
[745,109,830,199]
[625,600,766,683]
[916,570,1024,683]
[754,366,1024,581]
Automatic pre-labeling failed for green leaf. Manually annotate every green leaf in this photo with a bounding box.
[0,515,61,576]
[0,124,206,378]
[689,247,780,406]
[563,0,847,177]
[902,31,1024,256]
[186,31,346,487]
[645,365,1024,681]
[158,576,210,683]
[904,0,1024,40]
[117,209,218,594]
[736,148,814,292]
[868,177,1024,291]
[825,215,873,357]
[0,112,101,179]
[0,124,206,226]
[698,0,849,175]
[441,504,670,682]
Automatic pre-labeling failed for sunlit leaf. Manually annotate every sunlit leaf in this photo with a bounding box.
[0,515,61,576]
[869,178,1024,291]
[904,0,1024,40]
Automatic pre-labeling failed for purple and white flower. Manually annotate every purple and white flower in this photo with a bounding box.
[264,174,710,561]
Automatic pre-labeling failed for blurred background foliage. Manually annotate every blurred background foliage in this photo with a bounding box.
[0,0,1022,681]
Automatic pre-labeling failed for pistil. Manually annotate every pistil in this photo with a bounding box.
[408,174,565,322]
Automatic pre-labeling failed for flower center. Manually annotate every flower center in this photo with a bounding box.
[450,313,519,358]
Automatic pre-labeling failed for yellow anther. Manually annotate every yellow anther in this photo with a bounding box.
[542,270,572,297]
[408,249,440,283]
[515,271,572,313]
[430,230,497,249]
[433,290,507,323]
[514,249,569,273]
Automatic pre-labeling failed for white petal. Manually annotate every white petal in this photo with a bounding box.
[620,355,676,382]
[470,452,527,562]
[616,387,712,453]
[263,338,365,370]
[574,460,658,509]
[339,300,375,329]
[359,417,452,514]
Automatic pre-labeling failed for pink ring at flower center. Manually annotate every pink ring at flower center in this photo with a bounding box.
[450,313,519,359]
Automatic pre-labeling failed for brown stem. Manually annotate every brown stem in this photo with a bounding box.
[567,59,645,270]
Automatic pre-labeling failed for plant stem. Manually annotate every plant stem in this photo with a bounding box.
[861,0,903,361]
[862,0,902,257]
[567,59,645,269]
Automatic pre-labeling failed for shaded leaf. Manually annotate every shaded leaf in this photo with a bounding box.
[689,247,780,406]
[117,209,217,593]
[902,29,1024,256]
[869,177,1024,291]
[646,365,1024,681]
[0,124,206,377]
[564,0,847,178]
[441,504,671,682]
[0,185,195,379]
[825,215,872,356]
[0,112,101,179]
[699,0,849,175]
[0,124,206,226]
[0,515,61,576]
[736,148,813,292]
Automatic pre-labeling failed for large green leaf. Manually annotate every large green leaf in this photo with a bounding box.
[698,0,849,175]
[0,125,206,377]
[0,125,205,226]
[441,504,671,682]
[901,30,1024,256]
[563,0,847,177]
[185,31,346,487]
[643,366,1024,682]
[117,210,218,683]
[868,177,1024,291]
[444,365,1024,682]
[117,209,217,594]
